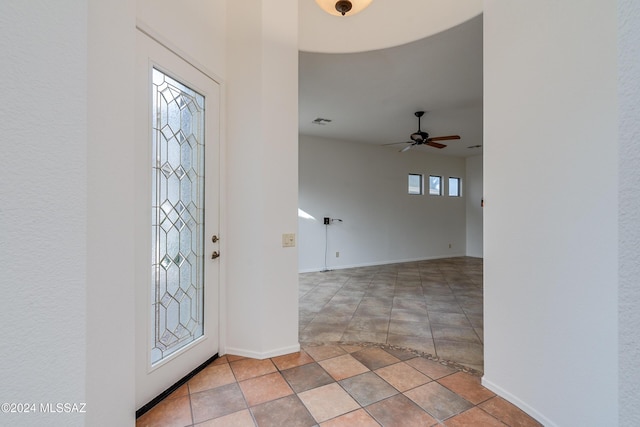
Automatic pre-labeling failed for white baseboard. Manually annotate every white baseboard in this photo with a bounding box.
[223,343,301,360]
[299,254,467,273]
[481,376,557,427]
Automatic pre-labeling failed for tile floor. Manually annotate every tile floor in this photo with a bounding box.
[136,343,542,426]
[137,258,541,426]
[299,257,484,371]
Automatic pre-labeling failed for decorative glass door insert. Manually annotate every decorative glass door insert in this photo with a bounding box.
[151,68,205,365]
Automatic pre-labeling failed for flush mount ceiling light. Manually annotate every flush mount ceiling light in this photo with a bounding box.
[315,0,373,17]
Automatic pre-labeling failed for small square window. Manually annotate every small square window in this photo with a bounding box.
[449,177,461,197]
[429,175,442,196]
[408,174,423,195]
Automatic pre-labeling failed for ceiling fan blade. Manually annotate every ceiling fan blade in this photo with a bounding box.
[383,141,411,146]
[427,135,461,142]
[426,141,447,149]
[400,144,413,152]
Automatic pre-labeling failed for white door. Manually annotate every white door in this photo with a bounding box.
[135,30,221,409]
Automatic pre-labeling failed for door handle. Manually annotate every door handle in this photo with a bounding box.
[211,251,220,260]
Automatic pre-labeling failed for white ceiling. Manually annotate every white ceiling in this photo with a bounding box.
[298,9,483,157]
[299,0,482,54]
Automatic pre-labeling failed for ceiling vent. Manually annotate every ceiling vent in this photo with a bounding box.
[312,118,333,125]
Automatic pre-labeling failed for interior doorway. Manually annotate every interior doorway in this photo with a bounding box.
[134,30,222,409]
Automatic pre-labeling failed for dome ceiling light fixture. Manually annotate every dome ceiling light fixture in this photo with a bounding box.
[315,0,373,17]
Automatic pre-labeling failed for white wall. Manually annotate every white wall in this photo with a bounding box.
[483,1,618,426]
[465,155,483,257]
[225,0,300,358]
[1,1,137,426]
[136,0,226,74]
[87,0,136,425]
[1,2,88,426]
[618,0,640,424]
[299,135,468,272]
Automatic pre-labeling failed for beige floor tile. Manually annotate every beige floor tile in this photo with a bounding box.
[386,333,436,355]
[281,362,335,393]
[226,354,247,362]
[191,383,248,424]
[432,339,484,368]
[230,358,277,382]
[366,394,438,427]
[444,407,506,427]
[405,356,457,380]
[303,344,347,361]
[298,383,360,423]
[405,381,474,421]
[238,372,293,406]
[479,396,543,427]
[437,371,495,405]
[194,409,257,427]
[318,354,370,381]
[389,319,433,338]
[431,325,482,344]
[250,395,316,427]
[350,347,400,370]
[339,371,398,406]
[271,350,314,370]
[188,363,237,393]
[319,408,380,426]
[375,362,432,392]
[136,394,192,427]
[341,329,389,343]
[167,383,188,398]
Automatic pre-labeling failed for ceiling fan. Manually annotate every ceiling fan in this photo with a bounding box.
[384,111,460,152]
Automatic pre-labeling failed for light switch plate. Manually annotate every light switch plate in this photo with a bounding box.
[282,233,296,247]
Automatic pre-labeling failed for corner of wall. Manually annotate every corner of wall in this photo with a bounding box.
[618,0,640,424]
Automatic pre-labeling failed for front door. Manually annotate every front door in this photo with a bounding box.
[135,30,221,409]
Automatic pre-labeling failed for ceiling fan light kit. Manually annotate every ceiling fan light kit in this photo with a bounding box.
[315,0,373,17]
[335,1,352,15]
[383,111,461,153]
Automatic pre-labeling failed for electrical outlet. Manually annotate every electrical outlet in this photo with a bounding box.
[282,233,296,247]
[336,251,340,258]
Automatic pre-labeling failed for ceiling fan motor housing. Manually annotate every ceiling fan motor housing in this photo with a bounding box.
[410,131,429,143]
[409,111,428,142]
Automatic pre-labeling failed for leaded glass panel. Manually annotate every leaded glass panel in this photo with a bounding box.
[151,68,205,365]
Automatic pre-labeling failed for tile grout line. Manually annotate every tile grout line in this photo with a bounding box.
[420,263,440,360]
[448,267,484,347]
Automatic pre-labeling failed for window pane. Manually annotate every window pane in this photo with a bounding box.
[408,174,422,195]
[429,175,442,195]
[449,177,461,197]
[151,68,205,365]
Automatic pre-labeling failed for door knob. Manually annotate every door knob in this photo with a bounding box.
[211,251,220,260]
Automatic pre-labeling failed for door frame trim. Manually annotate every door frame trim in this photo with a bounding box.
[136,20,223,86]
